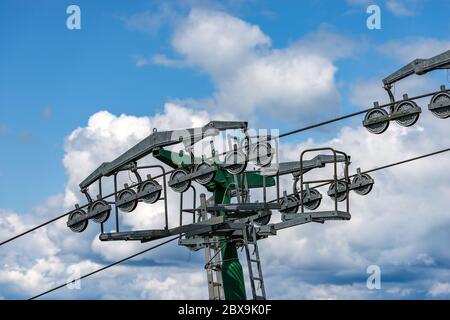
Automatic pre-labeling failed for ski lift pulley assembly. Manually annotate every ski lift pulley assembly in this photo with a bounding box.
[363,50,450,134]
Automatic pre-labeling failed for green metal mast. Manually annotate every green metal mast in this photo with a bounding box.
[153,147,274,300]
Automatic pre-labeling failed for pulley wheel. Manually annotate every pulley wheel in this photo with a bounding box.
[224,150,247,175]
[364,109,389,134]
[193,162,216,185]
[394,100,420,127]
[90,200,112,223]
[302,188,322,211]
[68,209,88,233]
[429,91,450,119]
[139,180,161,204]
[169,169,191,193]
[293,180,322,211]
[254,210,272,226]
[352,173,373,196]
[117,189,138,213]
[279,195,299,214]
[328,181,348,202]
[250,142,273,167]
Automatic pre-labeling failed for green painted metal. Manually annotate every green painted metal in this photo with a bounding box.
[152,147,275,300]
[214,187,247,300]
[153,148,194,167]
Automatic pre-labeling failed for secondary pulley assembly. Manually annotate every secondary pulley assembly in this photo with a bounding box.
[248,140,274,167]
[327,170,374,201]
[65,117,377,237]
[167,136,275,194]
[193,162,216,185]
[67,198,112,233]
[363,96,422,135]
[351,170,374,196]
[67,206,88,233]
[363,50,450,134]
[140,179,163,204]
[279,187,323,221]
[169,168,192,193]
[328,181,349,202]
[168,162,217,193]
[292,182,322,211]
[116,176,162,213]
[224,150,248,175]
[429,86,450,119]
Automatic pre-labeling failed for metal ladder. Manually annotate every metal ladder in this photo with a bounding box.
[243,224,266,300]
[204,236,225,300]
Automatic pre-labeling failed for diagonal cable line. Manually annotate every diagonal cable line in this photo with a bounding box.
[268,147,450,202]
[278,89,446,139]
[0,170,173,247]
[29,236,180,300]
[363,147,450,174]
[0,209,86,247]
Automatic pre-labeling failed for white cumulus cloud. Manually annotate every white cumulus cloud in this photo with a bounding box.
[154,9,355,124]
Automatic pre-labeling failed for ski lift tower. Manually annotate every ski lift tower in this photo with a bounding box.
[67,121,368,300]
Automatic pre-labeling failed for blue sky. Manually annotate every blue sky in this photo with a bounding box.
[1,0,449,211]
[1,0,450,300]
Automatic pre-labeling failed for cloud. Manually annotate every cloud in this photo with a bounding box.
[214,49,339,122]
[154,9,355,124]
[428,282,450,297]
[172,9,272,75]
[0,210,60,259]
[349,76,436,107]
[378,37,450,63]
[131,55,150,67]
[135,270,206,299]
[122,4,177,36]
[151,54,186,68]
[346,0,424,17]
[385,0,420,17]
[121,1,236,37]
[270,280,374,300]
[352,36,449,108]
[291,25,358,60]
[0,209,67,297]
[0,256,66,294]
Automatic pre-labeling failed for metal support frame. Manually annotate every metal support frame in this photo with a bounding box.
[95,147,353,247]
[69,113,358,301]
[383,50,450,89]
[80,121,248,189]
[67,164,171,236]
[299,147,350,215]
